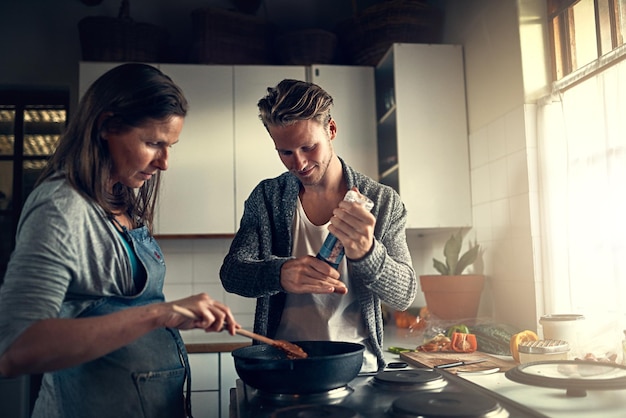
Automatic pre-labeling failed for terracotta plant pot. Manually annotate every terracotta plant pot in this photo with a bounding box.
[419,274,484,320]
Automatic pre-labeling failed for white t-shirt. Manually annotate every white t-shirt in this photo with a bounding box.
[275,198,377,372]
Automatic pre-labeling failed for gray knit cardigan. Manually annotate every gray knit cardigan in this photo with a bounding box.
[220,159,417,369]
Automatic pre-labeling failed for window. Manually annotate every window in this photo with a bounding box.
[0,91,68,284]
[548,0,626,80]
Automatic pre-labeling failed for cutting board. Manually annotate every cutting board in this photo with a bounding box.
[400,351,517,374]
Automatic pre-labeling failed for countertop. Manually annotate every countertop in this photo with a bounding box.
[181,323,422,354]
[182,329,251,353]
[181,323,424,354]
[383,326,626,418]
[187,325,626,416]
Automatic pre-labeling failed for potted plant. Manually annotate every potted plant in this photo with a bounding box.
[419,229,484,320]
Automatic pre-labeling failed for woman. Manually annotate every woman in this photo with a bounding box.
[0,63,238,418]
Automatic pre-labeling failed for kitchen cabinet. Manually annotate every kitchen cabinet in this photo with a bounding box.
[157,64,235,235]
[310,65,378,179]
[188,352,238,418]
[233,65,307,226]
[79,62,378,235]
[79,62,236,235]
[375,44,472,229]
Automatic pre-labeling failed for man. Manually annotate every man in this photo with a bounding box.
[220,79,416,371]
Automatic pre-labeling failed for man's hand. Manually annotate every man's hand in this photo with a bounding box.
[280,256,348,294]
[328,188,375,260]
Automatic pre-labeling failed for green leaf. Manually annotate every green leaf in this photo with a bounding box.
[433,258,449,275]
[454,244,480,275]
[443,231,462,275]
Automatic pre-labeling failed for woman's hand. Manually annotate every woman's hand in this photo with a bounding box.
[165,293,240,335]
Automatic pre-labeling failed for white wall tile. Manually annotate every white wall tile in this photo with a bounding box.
[471,202,493,243]
[224,292,257,315]
[159,239,194,253]
[488,158,508,200]
[509,193,531,238]
[469,127,489,169]
[193,283,225,303]
[490,278,538,331]
[524,104,538,148]
[507,149,530,195]
[470,165,491,204]
[487,117,507,160]
[164,253,194,284]
[505,105,527,153]
[490,198,510,238]
[163,283,194,302]
[192,253,222,284]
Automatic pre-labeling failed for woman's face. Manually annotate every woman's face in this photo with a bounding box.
[103,116,184,190]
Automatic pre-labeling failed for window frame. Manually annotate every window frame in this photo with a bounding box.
[548,0,625,82]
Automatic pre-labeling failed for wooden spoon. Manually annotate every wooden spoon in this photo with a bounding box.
[172,304,308,359]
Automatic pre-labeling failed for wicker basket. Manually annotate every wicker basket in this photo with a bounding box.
[78,1,167,62]
[274,29,338,65]
[189,8,274,64]
[336,0,443,66]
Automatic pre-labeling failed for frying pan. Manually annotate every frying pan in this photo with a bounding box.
[231,341,365,394]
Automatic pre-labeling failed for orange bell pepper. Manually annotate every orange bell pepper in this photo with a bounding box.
[451,332,478,353]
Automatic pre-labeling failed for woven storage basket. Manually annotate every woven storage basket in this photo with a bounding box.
[78,1,167,62]
[336,0,443,66]
[274,29,338,65]
[189,8,273,64]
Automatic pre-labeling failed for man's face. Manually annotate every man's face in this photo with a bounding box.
[269,118,336,187]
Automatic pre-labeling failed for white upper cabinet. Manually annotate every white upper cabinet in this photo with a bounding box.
[375,44,472,229]
[232,66,306,226]
[157,64,235,235]
[310,65,378,180]
[79,63,378,235]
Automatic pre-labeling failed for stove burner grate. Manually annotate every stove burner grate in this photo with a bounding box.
[372,369,448,392]
[270,404,363,418]
[256,385,354,406]
[390,392,508,418]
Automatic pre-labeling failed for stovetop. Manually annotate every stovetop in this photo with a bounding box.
[230,368,550,418]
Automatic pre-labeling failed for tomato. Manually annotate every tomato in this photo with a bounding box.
[451,332,478,353]
[509,330,539,363]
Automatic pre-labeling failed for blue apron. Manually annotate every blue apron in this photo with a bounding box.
[32,225,193,418]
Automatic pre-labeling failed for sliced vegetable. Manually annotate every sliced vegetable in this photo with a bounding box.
[509,330,539,363]
[446,324,470,338]
[388,346,414,354]
[417,333,452,352]
[451,332,478,353]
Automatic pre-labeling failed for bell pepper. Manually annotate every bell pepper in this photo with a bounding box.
[451,332,478,353]
[446,324,470,338]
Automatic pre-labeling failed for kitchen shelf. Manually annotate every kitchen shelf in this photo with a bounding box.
[374,43,472,229]
[379,164,399,183]
[379,105,396,125]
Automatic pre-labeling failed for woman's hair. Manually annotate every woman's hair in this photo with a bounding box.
[257,79,333,130]
[39,63,188,231]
